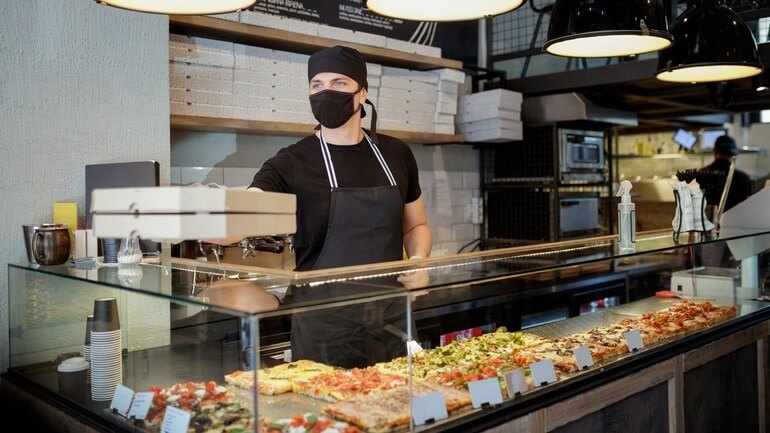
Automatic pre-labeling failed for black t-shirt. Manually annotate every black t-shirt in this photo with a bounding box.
[703,158,753,211]
[250,132,421,271]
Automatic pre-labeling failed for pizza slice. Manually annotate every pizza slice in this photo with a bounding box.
[225,360,336,396]
[294,367,410,402]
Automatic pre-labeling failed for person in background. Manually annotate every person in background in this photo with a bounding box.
[704,134,753,212]
[247,45,432,367]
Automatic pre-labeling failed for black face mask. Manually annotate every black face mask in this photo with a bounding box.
[309,89,361,129]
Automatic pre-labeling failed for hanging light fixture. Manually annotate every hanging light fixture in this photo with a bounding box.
[96,0,257,15]
[543,0,672,58]
[365,0,525,21]
[656,0,762,83]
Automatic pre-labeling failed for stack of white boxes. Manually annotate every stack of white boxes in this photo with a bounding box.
[434,69,465,135]
[456,89,524,142]
[170,35,236,118]
[378,67,440,134]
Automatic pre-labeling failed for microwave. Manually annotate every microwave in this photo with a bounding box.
[560,129,605,181]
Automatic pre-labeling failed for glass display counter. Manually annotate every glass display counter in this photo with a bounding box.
[5,229,770,433]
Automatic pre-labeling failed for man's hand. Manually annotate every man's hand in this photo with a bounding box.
[397,256,429,289]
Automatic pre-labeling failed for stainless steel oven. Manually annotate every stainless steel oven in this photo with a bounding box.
[560,129,605,181]
[559,194,600,236]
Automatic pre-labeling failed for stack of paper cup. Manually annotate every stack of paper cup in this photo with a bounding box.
[90,298,122,401]
[83,315,93,384]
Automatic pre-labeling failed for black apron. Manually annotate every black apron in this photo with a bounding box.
[290,130,408,368]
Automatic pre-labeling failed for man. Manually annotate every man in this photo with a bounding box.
[248,45,432,367]
[703,135,753,212]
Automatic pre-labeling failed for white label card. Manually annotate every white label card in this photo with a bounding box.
[504,369,528,397]
[625,329,645,352]
[573,345,594,371]
[161,406,191,433]
[530,359,558,387]
[411,391,448,426]
[110,384,134,417]
[468,377,504,408]
[128,392,154,420]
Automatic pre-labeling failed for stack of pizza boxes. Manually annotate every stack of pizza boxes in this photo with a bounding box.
[457,89,524,142]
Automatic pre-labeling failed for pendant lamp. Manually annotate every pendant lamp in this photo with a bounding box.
[656,0,762,83]
[96,0,256,15]
[365,0,525,21]
[543,0,673,58]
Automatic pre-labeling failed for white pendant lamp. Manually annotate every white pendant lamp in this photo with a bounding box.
[96,0,257,15]
[366,0,525,21]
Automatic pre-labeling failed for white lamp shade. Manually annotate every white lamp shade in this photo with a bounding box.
[656,64,762,83]
[545,34,672,58]
[366,0,525,21]
[98,0,256,15]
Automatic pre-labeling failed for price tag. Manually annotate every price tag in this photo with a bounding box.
[128,392,154,420]
[161,406,191,433]
[504,369,528,397]
[468,377,504,408]
[624,329,645,353]
[110,384,134,417]
[573,345,594,371]
[411,391,448,426]
[530,359,558,387]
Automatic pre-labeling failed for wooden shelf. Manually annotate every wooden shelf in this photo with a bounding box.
[171,115,464,144]
[169,15,463,71]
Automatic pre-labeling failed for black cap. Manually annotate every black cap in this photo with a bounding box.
[308,45,368,90]
[714,135,738,156]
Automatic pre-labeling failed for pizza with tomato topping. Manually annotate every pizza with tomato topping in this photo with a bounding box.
[261,412,360,433]
[293,367,409,402]
[225,360,336,395]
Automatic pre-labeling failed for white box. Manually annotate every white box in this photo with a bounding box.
[463,126,524,143]
[367,63,383,76]
[379,109,433,124]
[379,87,437,104]
[239,10,283,28]
[437,100,458,115]
[435,124,455,134]
[206,12,240,22]
[170,101,234,118]
[318,24,356,42]
[439,80,460,94]
[436,68,466,84]
[382,67,439,83]
[234,81,307,100]
[434,113,455,125]
[234,69,307,89]
[273,17,320,36]
[460,89,523,110]
[386,38,441,57]
[170,62,234,81]
[415,44,442,58]
[354,31,387,48]
[380,76,437,93]
[171,88,234,106]
[456,106,521,123]
[169,35,234,53]
[437,92,458,109]
[670,267,744,299]
[170,46,235,68]
[234,43,275,59]
[368,76,381,88]
[458,118,522,134]
[378,119,408,131]
[234,94,306,113]
[170,75,234,93]
[378,97,433,114]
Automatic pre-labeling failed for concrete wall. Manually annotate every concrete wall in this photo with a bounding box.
[170,131,482,257]
[0,0,169,372]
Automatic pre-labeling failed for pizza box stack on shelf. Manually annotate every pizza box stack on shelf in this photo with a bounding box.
[378,67,441,134]
[206,12,240,22]
[169,35,236,119]
[456,89,523,142]
[91,187,296,242]
[433,68,466,135]
[240,10,321,36]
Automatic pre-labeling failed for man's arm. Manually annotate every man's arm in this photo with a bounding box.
[402,195,432,259]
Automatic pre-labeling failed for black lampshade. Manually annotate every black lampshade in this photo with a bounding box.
[656,0,762,83]
[544,0,673,58]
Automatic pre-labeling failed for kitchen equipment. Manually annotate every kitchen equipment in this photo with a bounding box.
[670,267,756,299]
[559,129,605,182]
[559,195,601,235]
[32,224,71,266]
[22,224,40,263]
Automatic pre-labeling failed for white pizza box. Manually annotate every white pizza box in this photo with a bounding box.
[271,17,320,36]
[378,97,434,114]
[368,76,381,88]
[367,63,383,77]
[459,89,523,109]
[434,113,455,125]
[206,12,240,22]
[231,107,314,124]
[439,80,460,94]
[171,89,235,107]
[435,124,456,134]
[91,186,296,214]
[379,87,437,104]
[379,109,434,124]
[433,68,466,84]
[318,24,356,42]
[462,125,524,143]
[382,67,440,84]
[354,31,387,48]
[234,94,306,113]
[380,76,437,93]
[402,121,435,133]
[457,118,522,134]
[170,47,235,69]
[93,213,297,242]
[234,69,307,89]
[379,119,408,130]
[235,56,307,76]
[366,87,379,100]
[234,43,275,60]
[171,101,234,118]
[234,81,307,100]
[169,35,234,54]
[415,44,442,58]
[456,106,521,124]
[239,10,283,28]
[170,62,234,81]
[437,92,458,109]
[437,100,458,115]
[385,38,442,57]
[170,75,234,94]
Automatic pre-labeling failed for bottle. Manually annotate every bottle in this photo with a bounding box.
[616,180,636,252]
